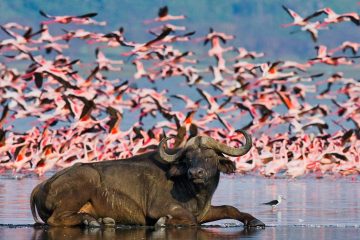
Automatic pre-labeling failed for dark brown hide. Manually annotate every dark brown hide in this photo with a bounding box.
[30,132,264,227]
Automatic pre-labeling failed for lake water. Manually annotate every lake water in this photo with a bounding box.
[0,173,360,239]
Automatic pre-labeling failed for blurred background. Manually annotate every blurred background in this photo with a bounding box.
[1,0,360,133]
[2,0,360,60]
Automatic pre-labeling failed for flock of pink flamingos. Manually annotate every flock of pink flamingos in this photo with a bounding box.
[0,5,359,178]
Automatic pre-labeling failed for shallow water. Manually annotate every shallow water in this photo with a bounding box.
[0,173,360,239]
[1,226,360,240]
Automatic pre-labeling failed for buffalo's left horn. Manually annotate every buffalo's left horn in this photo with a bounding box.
[159,137,185,162]
[199,129,252,157]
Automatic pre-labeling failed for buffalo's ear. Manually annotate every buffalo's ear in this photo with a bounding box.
[218,158,236,174]
[166,163,187,178]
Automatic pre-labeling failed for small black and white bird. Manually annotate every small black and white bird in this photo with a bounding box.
[262,195,285,209]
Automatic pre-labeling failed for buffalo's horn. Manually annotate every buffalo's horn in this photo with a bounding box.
[199,129,252,156]
[159,137,186,162]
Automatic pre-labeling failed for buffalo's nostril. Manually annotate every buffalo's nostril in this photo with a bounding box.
[189,168,205,178]
[197,168,205,177]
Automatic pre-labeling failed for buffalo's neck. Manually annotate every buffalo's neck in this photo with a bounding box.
[171,172,220,216]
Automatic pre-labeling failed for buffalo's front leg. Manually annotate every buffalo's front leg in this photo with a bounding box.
[154,204,197,227]
[47,210,100,227]
[199,205,265,227]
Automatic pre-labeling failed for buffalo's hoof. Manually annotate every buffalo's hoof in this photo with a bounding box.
[103,217,116,226]
[247,219,265,228]
[89,220,101,228]
[155,215,172,228]
[155,217,167,228]
[83,219,101,227]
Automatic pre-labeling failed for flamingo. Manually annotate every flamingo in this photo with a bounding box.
[32,24,65,43]
[153,30,196,42]
[102,106,126,143]
[305,7,360,26]
[236,147,259,173]
[121,27,172,57]
[1,22,30,31]
[39,10,104,25]
[86,27,122,45]
[254,62,296,82]
[231,47,264,60]
[196,88,234,114]
[281,5,309,27]
[132,59,157,81]
[286,156,307,178]
[41,42,69,54]
[148,23,187,34]
[170,94,201,111]
[0,26,41,52]
[290,20,327,42]
[0,105,9,128]
[278,60,311,72]
[61,28,101,42]
[95,48,123,71]
[329,41,360,55]
[33,144,58,176]
[144,6,186,24]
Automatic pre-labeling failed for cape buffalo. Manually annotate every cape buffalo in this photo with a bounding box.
[30,130,265,227]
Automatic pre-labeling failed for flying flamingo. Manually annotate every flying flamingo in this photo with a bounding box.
[329,41,360,55]
[39,10,105,25]
[196,88,234,114]
[281,5,310,27]
[309,45,358,65]
[132,59,157,81]
[144,6,186,24]
[305,7,360,26]
[254,62,296,83]
[0,26,41,52]
[121,27,172,57]
[148,23,187,33]
[231,47,264,61]
[155,30,196,43]
[290,20,327,42]
[170,94,201,111]
[33,144,58,176]
[95,48,123,71]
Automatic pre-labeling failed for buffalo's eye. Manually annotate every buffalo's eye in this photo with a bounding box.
[185,158,192,165]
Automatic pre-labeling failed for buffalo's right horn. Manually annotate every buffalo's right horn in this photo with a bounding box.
[199,129,252,157]
[159,137,186,162]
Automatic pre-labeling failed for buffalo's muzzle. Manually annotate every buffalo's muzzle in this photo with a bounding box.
[188,167,206,180]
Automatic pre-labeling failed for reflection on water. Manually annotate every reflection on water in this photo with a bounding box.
[0,173,360,239]
[0,226,260,240]
[1,226,360,240]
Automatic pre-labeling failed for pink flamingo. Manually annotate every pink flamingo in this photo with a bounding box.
[148,23,187,33]
[329,41,360,55]
[170,94,201,111]
[95,48,123,71]
[281,5,309,27]
[39,10,104,25]
[231,47,264,60]
[305,7,360,26]
[121,27,172,57]
[144,6,186,25]
[290,21,327,42]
